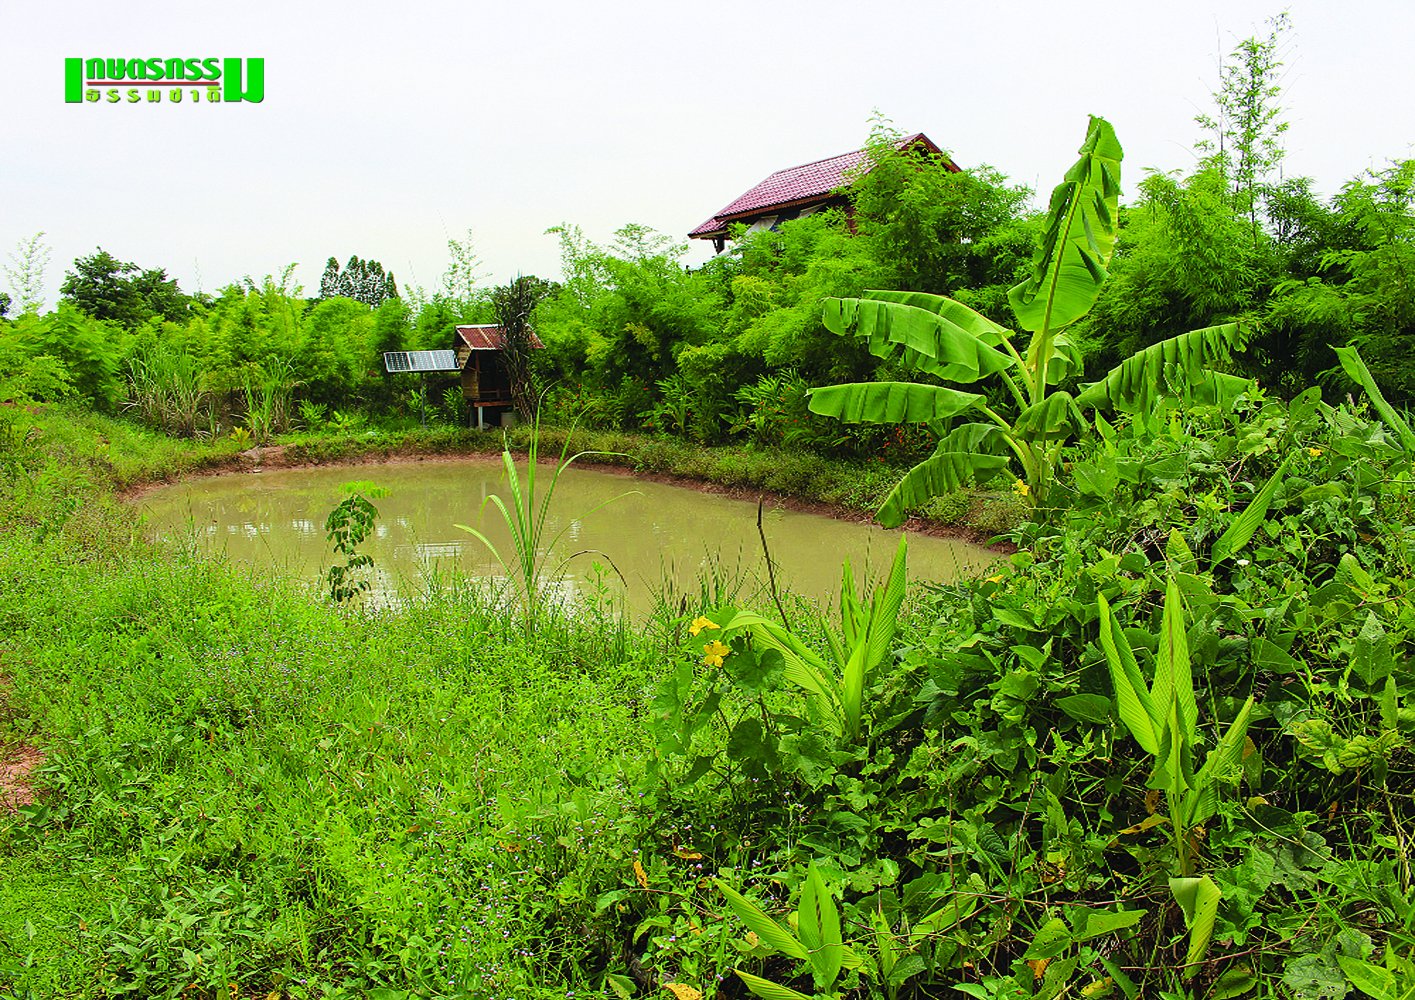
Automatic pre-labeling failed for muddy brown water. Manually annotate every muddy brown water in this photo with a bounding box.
[135,458,998,614]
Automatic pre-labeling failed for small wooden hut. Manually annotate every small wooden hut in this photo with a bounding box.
[452,324,544,428]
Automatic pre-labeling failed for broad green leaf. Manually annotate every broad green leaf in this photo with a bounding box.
[1067,906,1146,942]
[605,973,636,999]
[1072,455,1120,497]
[840,641,870,741]
[1336,954,1397,1000]
[718,612,844,730]
[1024,917,1075,960]
[1169,875,1222,979]
[1211,454,1293,565]
[1076,323,1245,413]
[798,866,843,990]
[733,970,813,1000]
[1211,966,1259,1000]
[1193,697,1255,824]
[1098,594,1160,754]
[863,535,909,673]
[807,382,985,424]
[1381,676,1399,732]
[870,907,896,983]
[820,295,1016,383]
[1353,612,1395,687]
[1335,344,1415,455]
[1100,957,1139,1000]
[1191,369,1258,409]
[875,424,1008,528]
[1056,693,1114,725]
[714,880,810,961]
[1165,529,1198,574]
[1008,115,1123,336]
[911,895,979,944]
[1157,578,1198,744]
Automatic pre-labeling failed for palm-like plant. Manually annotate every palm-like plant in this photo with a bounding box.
[808,116,1247,524]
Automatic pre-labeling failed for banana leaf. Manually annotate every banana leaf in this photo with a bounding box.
[1012,390,1085,442]
[1076,323,1245,413]
[806,382,985,423]
[820,295,1015,384]
[1026,329,1084,385]
[862,289,1012,348]
[876,423,1008,528]
[1008,115,1123,335]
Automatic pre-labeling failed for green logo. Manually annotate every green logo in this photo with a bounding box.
[64,57,264,104]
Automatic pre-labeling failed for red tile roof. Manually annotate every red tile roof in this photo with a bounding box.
[455,324,545,350]
[690,133,951,238]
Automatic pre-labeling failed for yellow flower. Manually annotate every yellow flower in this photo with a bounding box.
[986,574,1004,584]
[1308,447,1323,457]
[633,859,648,889]
[688,616,720,637]
[664,986,702,1000]
[1012,479,1031,497]
[702,639,731,667]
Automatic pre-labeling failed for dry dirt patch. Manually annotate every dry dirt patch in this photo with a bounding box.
[0,672,41,814]
[0,743,40,813]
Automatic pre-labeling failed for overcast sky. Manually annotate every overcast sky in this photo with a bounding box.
[4,0,1413,309]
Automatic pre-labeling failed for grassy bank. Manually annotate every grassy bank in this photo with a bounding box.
[0,412,662,997]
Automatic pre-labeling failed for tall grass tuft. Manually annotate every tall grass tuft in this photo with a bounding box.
[123,345,209,437]
[457,407,635,633]
[241,360,297,444]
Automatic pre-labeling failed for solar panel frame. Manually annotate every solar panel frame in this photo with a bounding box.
[382,350,461,374]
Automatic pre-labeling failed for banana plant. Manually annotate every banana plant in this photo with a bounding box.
[808,116,1246,524]
[1098,576,1254,977]
[709,534,907,743]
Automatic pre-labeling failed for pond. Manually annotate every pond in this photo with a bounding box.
[136,459,997,614]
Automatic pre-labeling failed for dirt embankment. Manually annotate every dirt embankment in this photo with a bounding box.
[120,443,1016,550]
[0,672,40,815]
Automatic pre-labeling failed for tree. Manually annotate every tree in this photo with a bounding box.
[491,275,555,418]
[440,228,485,307]
[370,298,414,407]
[847,118,1033,312]
[59,248,189,328]
[0,292,11,320]
[4,232,53,316]
[317,255,398,307]
[1194,12,1292,239]
[1264,159,1415,401]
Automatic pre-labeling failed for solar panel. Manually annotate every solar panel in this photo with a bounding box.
[382,350,460,374]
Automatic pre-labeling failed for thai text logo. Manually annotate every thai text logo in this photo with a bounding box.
[64,58,264,104]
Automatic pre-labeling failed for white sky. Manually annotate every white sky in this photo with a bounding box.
[4,0,1413,309]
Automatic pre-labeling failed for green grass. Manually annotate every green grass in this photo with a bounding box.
[0,410,666,997]
[0,532,657,997]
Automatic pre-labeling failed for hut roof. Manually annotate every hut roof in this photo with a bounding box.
[454,324,545,350]
[689,133,953,239]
